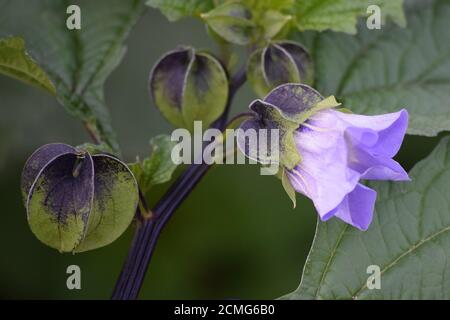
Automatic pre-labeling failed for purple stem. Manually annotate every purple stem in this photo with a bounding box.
[111,67,247,300]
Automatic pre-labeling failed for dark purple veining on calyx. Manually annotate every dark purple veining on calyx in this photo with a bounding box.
[278,41,313,83]
[189,53,213,96]
[262,84,323,119]
[21,143,76,204]
[27,152,94,225]
[150,48,192,110]
[22,143,139,252]
[237,84,323,162]
[92,154,127,213]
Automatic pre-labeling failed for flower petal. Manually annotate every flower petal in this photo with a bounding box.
[287,108,408,230]
[337,108,409,157]
[287,122,360,218]
[328,183,377,231]
[350,147,410,181]
[338,109,410,181]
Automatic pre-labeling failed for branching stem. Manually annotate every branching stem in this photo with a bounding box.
[111,66,247,300]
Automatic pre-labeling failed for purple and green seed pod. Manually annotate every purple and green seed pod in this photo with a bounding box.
[247,41,314,97]
[21,143,139,253]
[149,47,229,131]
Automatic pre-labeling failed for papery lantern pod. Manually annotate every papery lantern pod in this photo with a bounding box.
[150,47,229,131]
[247,41,314,97]
[21,143,139,253]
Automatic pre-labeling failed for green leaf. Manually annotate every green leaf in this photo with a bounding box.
[129,134,179,194]
[294,0,450,136]
[0,0,146,152]
[293,0,405,34]
[284,137,450,299]
[201,2,254,45]
[0,37,56,95]
[146,0,214,21]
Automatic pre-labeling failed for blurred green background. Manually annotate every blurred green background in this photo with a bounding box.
[0,8,443,299]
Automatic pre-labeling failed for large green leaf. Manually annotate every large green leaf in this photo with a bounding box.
[0,0,145,152]
[284,137,450,299]
[146,0,214,21]
[293,0,405,34]
[0,37,55,95]
[294,0,450,136]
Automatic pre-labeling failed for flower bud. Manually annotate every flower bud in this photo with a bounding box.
[150,47,229,131]
[247,41,314,97]
[21,143,139,253]
[201,2,254,45]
